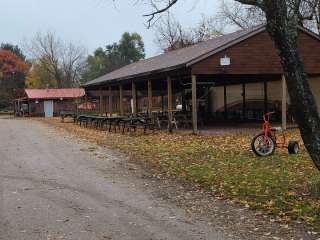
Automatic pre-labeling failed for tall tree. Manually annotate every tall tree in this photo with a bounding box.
[81,48,108,82]
[82,32,145,82]
[118,32,145,64]
[26,32,87,88]
[1,43,26,61]
[0,49,29,101]
[25,60,57,89]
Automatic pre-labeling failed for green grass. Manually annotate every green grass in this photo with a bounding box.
[0,109,13,115]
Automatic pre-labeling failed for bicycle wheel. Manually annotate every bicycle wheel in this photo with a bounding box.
[251,133,276,157]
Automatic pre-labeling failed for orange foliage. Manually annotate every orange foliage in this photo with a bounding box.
[0,50,29,78]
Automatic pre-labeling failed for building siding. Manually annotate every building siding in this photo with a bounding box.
[192,31,320,75]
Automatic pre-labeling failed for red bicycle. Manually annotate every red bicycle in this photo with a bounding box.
[251,112,299,156]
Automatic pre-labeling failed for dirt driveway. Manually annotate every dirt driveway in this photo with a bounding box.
[0,117,230,240]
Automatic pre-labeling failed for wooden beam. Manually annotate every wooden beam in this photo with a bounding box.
[109,86,113,116]
[224,85,227,120]
[119,84,124,116]
[99,88,103,116]
[132,81,137,114]
[167,76,173,133]
[147,79,153,116]
[264,80,268,114]
[282,75,287,130]
[242,83,246,120]
[161,93,164,112]
[192,75,198,134]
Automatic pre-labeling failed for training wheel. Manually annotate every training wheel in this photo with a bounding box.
[288,141,299,154]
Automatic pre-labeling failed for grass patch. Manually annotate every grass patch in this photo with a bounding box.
[43,118,320,229]
[0,109,13,115]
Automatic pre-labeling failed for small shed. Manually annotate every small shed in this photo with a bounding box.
[14,88,85,117]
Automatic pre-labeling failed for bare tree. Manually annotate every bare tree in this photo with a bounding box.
[192,15,225,41]
[62,42,87,86]
[215,0,265,29]
[26,32,86,88]
[153,13,194,52]
[153,14,224,52]
[215,0,320,33]
[302,0,320,33]
[140,0,320,170]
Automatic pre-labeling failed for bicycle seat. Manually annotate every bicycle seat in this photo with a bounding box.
[271,127,283,132]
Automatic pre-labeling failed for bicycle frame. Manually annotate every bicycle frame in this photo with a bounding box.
[262,112,286,148]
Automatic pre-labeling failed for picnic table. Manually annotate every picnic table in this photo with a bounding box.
[75,114,155,134]
[60,111,77,122]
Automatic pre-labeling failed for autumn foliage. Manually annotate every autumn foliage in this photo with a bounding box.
[0,49,29,79]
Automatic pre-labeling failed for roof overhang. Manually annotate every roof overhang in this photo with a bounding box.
[83,64,190,87]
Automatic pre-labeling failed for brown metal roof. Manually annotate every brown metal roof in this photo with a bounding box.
[85,25,267,87]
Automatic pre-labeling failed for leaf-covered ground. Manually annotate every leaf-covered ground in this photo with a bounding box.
[41,118,320,231]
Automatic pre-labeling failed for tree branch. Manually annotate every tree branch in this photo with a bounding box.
[143,0,179,27]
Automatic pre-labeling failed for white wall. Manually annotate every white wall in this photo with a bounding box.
[210,77,320,113]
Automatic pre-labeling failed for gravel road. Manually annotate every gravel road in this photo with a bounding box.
[0,117,230,240]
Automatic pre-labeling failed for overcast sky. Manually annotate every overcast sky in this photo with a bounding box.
[0,0,220,57]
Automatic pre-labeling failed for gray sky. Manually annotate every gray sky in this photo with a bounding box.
[0,0,220,57]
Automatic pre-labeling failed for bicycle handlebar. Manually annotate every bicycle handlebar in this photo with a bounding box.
[263,112,275,122]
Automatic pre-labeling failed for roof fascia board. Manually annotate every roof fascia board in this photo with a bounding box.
[84,64,190,87]
[298,26,320,41]
[186,25,266,67]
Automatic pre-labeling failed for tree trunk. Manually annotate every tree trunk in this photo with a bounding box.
[264,1,320,170]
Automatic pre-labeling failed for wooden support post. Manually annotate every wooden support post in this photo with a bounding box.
[264,80,268,114]
[132,81,137,114]
[147,79,153,116]
[28,100,31,116]
[161,93,164,112]
[109,86,113,116]
[167,76,173,133]
[224,85,227,120]
[242,83,246,120]
[192,75,198,134]
[182,88,187,112]
[99,88,103,116]
[282,75,287,130]
[119,84,124,116]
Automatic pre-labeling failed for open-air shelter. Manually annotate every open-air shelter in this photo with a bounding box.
[83,25,320,134]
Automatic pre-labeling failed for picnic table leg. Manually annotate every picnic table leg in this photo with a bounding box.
[122,123,125,134]
[156,117,161,129]
[108,122,112,132]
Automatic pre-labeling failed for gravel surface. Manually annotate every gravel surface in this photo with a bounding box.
[0,116,229,240]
